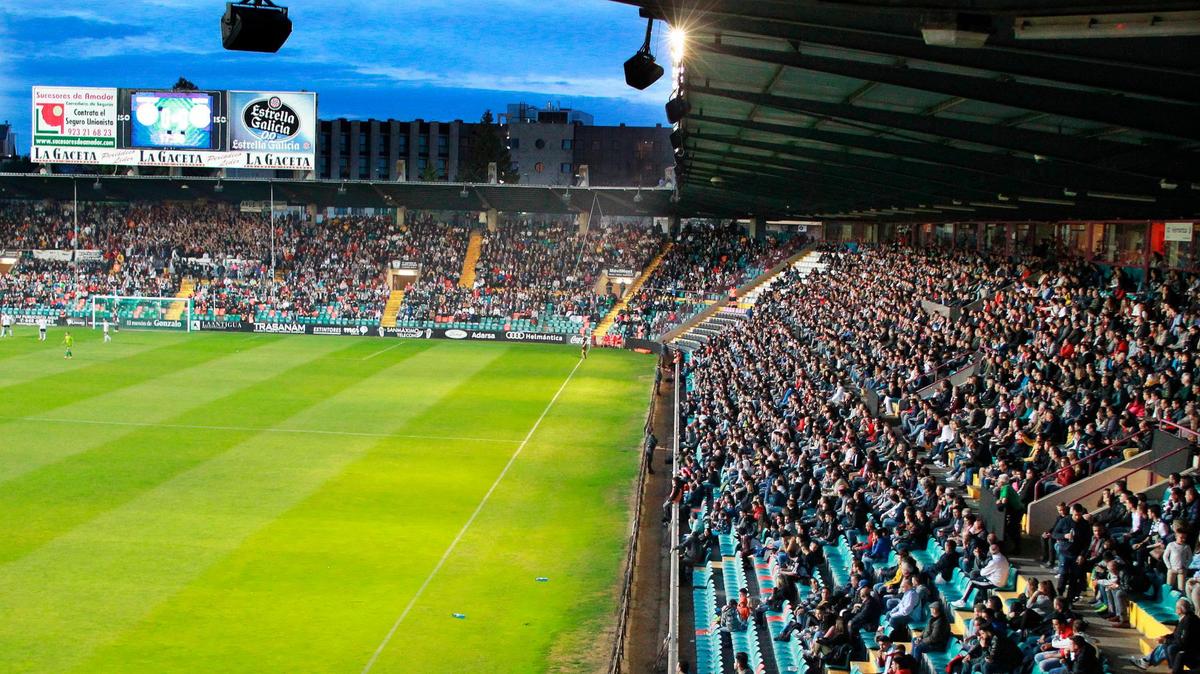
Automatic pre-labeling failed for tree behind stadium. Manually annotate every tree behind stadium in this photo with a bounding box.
[459,110,518,184]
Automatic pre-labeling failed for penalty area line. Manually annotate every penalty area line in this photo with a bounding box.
[360,356,585,673]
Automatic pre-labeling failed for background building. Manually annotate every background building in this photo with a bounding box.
[315,105,673,187]
[574,124,673,188]
[0,122,15,159]
[316,118,479,182]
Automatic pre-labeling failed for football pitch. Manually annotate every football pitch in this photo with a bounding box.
[0,328,655,673]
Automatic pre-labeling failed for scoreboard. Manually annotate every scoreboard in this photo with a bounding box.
[31,86,315,170]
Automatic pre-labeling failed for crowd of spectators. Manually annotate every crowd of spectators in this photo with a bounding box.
[666,242,1200,674]
[395,216,663,332]
[610,222,805,340]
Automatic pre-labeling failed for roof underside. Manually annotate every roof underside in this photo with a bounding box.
[615,0,1200,222]
[0,175,673,217]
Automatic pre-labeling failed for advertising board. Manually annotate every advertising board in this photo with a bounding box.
[31,87,316,170]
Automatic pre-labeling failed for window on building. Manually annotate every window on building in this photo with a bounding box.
[511,161,519,172]
[339,133,349,151]
[560,162,571,173]
[358,161,369,179]
[377,157,388,177]
[509,137,519,150]
[591,140,600,151]
[396,135,408,154]
[436,158,447,177]
[418,135,429,154]
[636,140,654,161]
[321,131,331,153]
[437,135,449,156]
[561,139,572,150]
[338,157,349,179]
[319,156,329,178]
[358,134,368,154]
[417,158,427,171]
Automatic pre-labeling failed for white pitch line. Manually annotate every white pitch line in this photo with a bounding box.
[2,416,521,445]
[360,357,585,674]
[362,342,404,361]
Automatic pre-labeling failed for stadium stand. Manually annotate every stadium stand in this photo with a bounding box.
[666,242,1199,674]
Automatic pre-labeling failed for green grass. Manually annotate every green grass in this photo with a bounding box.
[0,328,654,673]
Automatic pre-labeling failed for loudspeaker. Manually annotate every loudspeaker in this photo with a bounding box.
[222,2,292,53]
[624,51,664,91]
[665,95,691,124]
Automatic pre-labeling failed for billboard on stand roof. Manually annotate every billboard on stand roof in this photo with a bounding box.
[30,86,315,171]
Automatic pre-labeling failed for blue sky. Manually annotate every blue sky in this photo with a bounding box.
[0,0,673,154]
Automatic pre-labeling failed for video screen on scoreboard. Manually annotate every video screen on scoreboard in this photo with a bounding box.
[127,91,218,149]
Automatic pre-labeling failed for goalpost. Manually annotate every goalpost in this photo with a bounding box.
[90,295,194,332]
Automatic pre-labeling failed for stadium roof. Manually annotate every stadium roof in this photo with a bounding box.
[615,0,1200,222]
[0,174,673,217]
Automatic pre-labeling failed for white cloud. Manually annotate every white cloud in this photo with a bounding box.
[23,34,221,60]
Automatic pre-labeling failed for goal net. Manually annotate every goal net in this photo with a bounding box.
[90,295,193,332]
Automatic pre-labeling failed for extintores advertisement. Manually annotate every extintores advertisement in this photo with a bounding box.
[31,86,316,170]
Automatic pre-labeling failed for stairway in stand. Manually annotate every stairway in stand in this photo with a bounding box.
[165,277,195,320]
[458,230,483,288]
[671,249,827,353]
[591,243,672,339]
[380,289,405,328]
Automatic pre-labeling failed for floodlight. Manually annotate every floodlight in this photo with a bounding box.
[624,18,664,90]
[222,0,292,53]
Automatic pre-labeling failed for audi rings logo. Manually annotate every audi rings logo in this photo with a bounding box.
[445,329,468,340]
[505,331,527,340]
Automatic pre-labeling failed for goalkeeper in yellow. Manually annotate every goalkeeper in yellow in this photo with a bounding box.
[62,332,74,360]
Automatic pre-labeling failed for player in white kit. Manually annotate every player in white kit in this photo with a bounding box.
[0,312,12,337]
[103,320,112,343]
[37,317,48,341]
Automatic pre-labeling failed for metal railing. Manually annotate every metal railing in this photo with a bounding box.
[1064,440,1195,510]
[1031,429,1149,500]
[666,354,681,674]
[607,355,662,674]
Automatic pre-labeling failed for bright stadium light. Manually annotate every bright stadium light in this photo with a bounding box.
[668,27,687,63]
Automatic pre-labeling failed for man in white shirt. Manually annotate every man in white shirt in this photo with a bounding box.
[0,312,11,337]
[951,543,1010,609]
[37,316,48,341]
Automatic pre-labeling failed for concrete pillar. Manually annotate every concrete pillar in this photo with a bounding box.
[448,121,460,182]
[670,215,681,237]
[486,208,498,232]
[388,120,401,180]
[754,215,767,242]
[349,120,362,180]
[576,209,591,236]
[395,206,407,227]
[429,121,440,179]
[408,120,420,181]
[331,119,344,179]
[368,120,381,180]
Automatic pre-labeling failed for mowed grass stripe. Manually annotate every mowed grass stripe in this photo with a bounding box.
[0,341,509,674]
[0,338,431,566]
[0,331,270,418]
[366,350,654,672]
[72,346,570,673]
[0,328,188,376]
[0,336,351,485]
